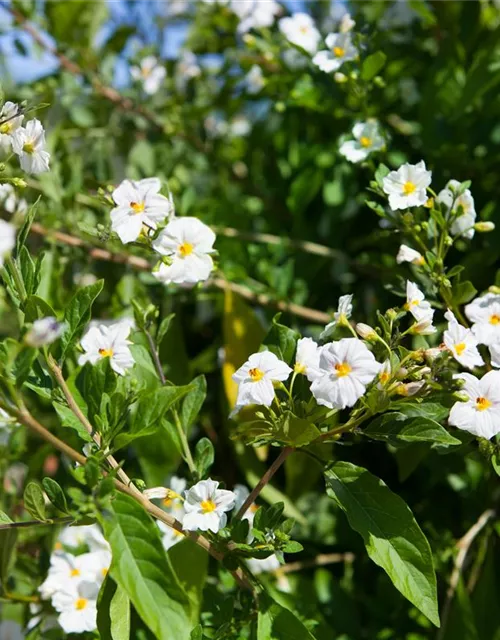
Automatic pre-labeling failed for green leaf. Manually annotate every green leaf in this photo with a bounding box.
[60,280,104,362]
[168,540,208,623]
[110,583,131,640]
[194,438,214,479]
[374,163,390,188]
[24,481,47,521]
[263,315,300,364]
[16,197,40,253]
[53,401,93,443]
[257,592,317,639]
[0,510,13,525]
[452,281,477,305]
[324,462,439,627]
[157,313,175,347]
[275,412,320,447]
[99,493,193,640]
[42,478,70,514]
[14,346,37,386]
[388,401,450,422]
[24,294,56,322]
[364,413,460,446]
[0,526,17,588]
[181,375,207,432]
[361,51,387,81]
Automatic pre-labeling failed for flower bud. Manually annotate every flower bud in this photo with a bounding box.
[144,487,169,500]
[474,221,495,232]
[395,381,425,396]
[424,347,443,362]
[356,323,377,340]
[11,178,27,188]
[0,163,5,172]
[334,72,348,83]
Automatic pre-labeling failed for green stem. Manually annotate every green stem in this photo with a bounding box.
[173,408,196,476]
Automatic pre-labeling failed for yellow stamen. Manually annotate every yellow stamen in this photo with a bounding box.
[23,142,35,154]
[75,598,88,610]
[0,123,12,134]
[294,362,306,374]
[359,136,372,148]
[334,362,352,377]
[476,397,492,411]
[98,348,114,358]
[333,46,345,57]
[178,242,194,257]
[299,26,309,34]
[455,342,466,356]
[101,568,108,577]
[490,314,500,325]
[200,499,216,513]
[130,201,145,213]
[249,367,264,382]
[379,371,390,385]
[54,541,63,551]
[403,181,416,195]
[70,568,80,577]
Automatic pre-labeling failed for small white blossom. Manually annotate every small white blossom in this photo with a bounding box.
[130,56,166,95]
[313,33,358,73]
[11,119,50,174]
[247,554,281,575]
[449,371,500,439]
[436,179,476,240]
[182,479,236,533]
[320,294,353,340]
[396,244,424,266]
[0,101,24,152]
[294,337,321,380]
[405,281,433,322]
[245,65,265,94]
[25,317,65,348]
[382,161,432,210]
[410,312,436,335]
[158,520,185,550]
[0,183,28,215]
[0,219,16,267]
[310,338,381,410]
[231,0,281,33]
[443,310,484,369]
[465,293,500,346]
[152,217,216,285]
[56,524,109,553]
[356,323,377,341]
[175,51,201,92]
[229,115,251,137]
[279,13,321,55]
[79,322,134,376]
[0,408,18,447]
[110,178,173,244]
[339,121,385,163]
[339,13,356,32]
[232,351,292,410]
[396,381,426,396]
[39,552,104,600]
[52,580,99,634]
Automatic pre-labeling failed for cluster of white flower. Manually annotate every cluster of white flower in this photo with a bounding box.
[0,101,50,174]
[109,178,216,286]
[79,320,135,376]
[130,56,166,95]
[39,524,111,635]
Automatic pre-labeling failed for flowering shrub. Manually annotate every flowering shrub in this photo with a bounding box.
[1,2,500,639]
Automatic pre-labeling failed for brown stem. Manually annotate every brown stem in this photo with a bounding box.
[0,516,74,531]
[277,552,355,575]
[144,328,166,385]
[235,447,294,521]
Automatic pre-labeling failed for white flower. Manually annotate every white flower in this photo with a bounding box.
[130,56,166,95]
[279,13,321,55]
[245,65,265,95]
[158,520,185,550]
[247,554,281,575]
[25,317,65,347]
[449,371,500,439]
[78,322,134,376]
[294,337,321,381]
[39,552,102,600]
[310,338,381,410]
[436,179,476,240]
[410,312,436,335]
[52,580,99,634]
[162,475,187,516]
[465,293,500,346]
[320,294,353,340]
[488,344,500,369]
[110,178,173,244]
[11,119,50,174]
[356,323,377,341]
[0,101,24,151]
[56,524,108,553]
[0,408,18,447]
[313,33,358,73]
[231,0,281,33]
[175,51,201,92]
[0,183,28,215]
[339,121,385,163]
[396,381,426,396]
[229,115,251,137]
[339,13,356,32]
[0,219,16,267]
[382,161,432,210]
[405,281,433,321]
[378,359,392,388]
[232,351,292,409]
[233,484,251,513]
[152,217,216,285]
[182,479,236,533]
[396,244,424,266]
[443,310,484,369]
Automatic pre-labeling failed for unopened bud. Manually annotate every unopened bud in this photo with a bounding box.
[474,221,495,232]
[11,178,27,188]
[424,197,434,209]
[334,72,348,83]
[356,323,377,340]
[0,163,5,172]
[395,381,425,397]
[424,347,443,362]
[243,34,256,46]
[488,286,500,295]
[386,308,398,321]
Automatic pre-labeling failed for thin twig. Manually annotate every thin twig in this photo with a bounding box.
[437,509,496,639]
[0,516,74,531]
[235,447,294,521]
[276,552,355,575]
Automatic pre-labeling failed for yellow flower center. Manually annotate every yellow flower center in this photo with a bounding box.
[0,122,12,134]
[299,26,309,34]
[23,141,35,154]
[98,348,114,358]
[490,314,500,325]
[249,367,264,382]
[130,201,145,214]
[70,568,80,577]
[334,362,352,377]
[101,568,108,577]
[54,541,63,551]
[333,46,345,57]
[403,181,416,195]
[75,598,88,611]
[178,242,194,257]
[294,362,306,374]
[476,397,492,411]
[359,136,372,148]
[454,342,466,356]
[200,499,216,513]
[379,371,390,384]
